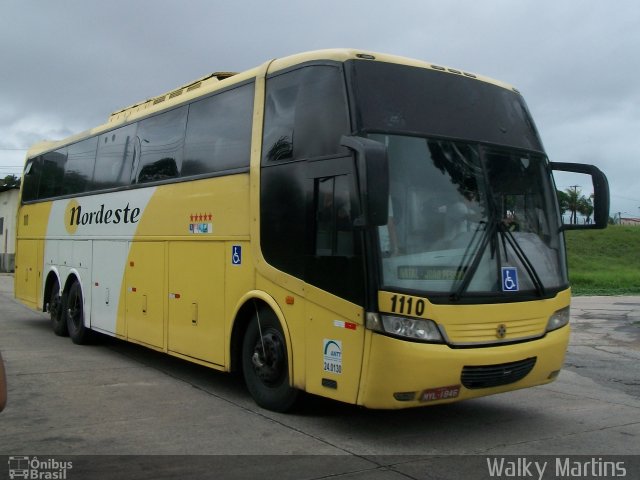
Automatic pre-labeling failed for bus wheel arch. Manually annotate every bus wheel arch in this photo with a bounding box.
[229,300,257,375]
[231,295,298,412]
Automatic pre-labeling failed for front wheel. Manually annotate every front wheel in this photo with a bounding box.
[65,281,94,345]
[241,309,298,412]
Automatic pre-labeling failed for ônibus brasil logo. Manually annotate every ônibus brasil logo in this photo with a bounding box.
[8,456,73,479]
[65,200,141,234]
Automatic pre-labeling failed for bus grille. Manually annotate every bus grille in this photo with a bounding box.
[461,357,537,389]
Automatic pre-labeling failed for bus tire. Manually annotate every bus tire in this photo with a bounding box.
[49,279,67,337]
[65,281,93,345]
[241,309,298,412]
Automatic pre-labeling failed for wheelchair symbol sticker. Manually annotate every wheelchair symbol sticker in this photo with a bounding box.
[501,267,519,292]
[232,245,242,266]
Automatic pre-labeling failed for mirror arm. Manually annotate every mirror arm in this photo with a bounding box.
[340,135,389,227]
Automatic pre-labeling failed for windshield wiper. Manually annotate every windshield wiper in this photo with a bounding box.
[498,224,545,297]
[450,216,546,301]
[450,218,498,302]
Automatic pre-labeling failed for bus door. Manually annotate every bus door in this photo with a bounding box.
[14,239,42,308]
[303,158,366,404]
[167,241,225,365]
[91,241,127,334]
[125,241,165,348]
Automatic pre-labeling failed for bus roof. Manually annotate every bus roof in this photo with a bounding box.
[107,71,240,124]
[267,48,515,91]
[25,48,517,159]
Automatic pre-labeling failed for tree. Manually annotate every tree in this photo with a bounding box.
[556,190,570,218]
[557,187,591,224]
[565,187,581,225]
[2,175,20,188]
[578,195,594,224]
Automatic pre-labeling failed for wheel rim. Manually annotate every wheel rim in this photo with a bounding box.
[250,330,287,387]
[67,288,82,331]
[50,288,61,321]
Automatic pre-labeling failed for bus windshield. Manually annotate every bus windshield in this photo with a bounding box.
[372,134,567,299]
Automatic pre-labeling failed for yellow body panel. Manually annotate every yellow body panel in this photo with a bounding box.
[357,325,569,409]
[14,202,52,309]
[303,286,365,404]
[14,239,40,308]
[168,241,225,364]
[125,241,165,348]
[109,175,250,358]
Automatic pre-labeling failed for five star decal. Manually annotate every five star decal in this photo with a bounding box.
[190,213,213,222]
[189,212,213,234]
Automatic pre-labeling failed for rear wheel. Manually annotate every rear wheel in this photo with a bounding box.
[242,308,298,412]
[48,279,67,336]
[65,281,93,345]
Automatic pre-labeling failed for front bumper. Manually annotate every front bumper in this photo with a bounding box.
[356,324,570,409]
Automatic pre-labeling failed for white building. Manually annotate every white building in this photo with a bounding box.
[0,185,19,272]
[620,217,640,226]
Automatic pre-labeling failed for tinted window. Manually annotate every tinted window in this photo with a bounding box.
[315,175,355,256]
[22,80,255,202]
[348,60,543,152]
[183,83,254,175]
[306,170,363,303]
[94,123,137,189]
[63,137,98,195]
[38,149,67,198]
[262,65,349,163]
[261,156,364,305]
[135,106,188,183]
[22,157,42,202]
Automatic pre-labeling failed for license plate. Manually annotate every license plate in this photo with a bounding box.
[419,385,461,402]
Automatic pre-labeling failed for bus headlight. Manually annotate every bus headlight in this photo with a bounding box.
[546,307,570,332]
[368,313,444,342]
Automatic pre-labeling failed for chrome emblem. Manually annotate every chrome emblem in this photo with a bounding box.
[496,324,507,339]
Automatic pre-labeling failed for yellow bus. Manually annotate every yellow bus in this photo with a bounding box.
[14,49,609,411]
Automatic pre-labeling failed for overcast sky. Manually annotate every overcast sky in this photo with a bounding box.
[1,0,639,218]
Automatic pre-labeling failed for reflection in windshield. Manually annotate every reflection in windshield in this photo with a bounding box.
[373,134,567,299]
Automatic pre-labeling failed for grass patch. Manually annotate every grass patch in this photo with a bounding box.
[565,225,640,295]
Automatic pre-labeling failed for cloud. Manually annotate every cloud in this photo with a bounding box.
[3,114,77,150]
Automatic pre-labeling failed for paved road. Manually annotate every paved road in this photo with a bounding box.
[565,296,640,399]
[1,273,639,479]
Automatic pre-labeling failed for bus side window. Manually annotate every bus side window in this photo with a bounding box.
[261,65,349,164]
[38,149,67,199]
[63,137,98,195]
[21,157,42,202]
[94,123,137,190]
[134,106,187,184]
[183,82,253,176]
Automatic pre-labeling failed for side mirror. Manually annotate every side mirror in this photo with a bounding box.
[340,136,389,227]
[551,162,610,230]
